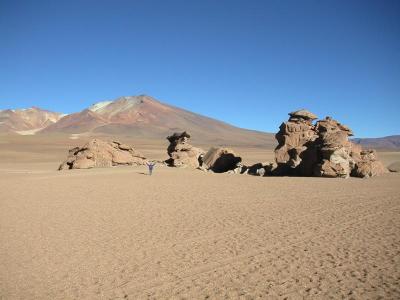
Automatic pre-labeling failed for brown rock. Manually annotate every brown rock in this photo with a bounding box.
[273,111,387,178]
[289,109,318,121]
[315,151,353,178]
[388,161,400,172]
[351,150,388,178]
[352,160,388,178]
[314,117,355,178]
[274,109,318,176]
[73,158,95,169]
[202,147,242,173]
[165,131,204,168]
[58,139,146,170]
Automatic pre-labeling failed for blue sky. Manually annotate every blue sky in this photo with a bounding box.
[0,0,399,138]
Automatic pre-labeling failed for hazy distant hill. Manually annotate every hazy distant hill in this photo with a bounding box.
[352,135,400,151]
[0,107,63,135]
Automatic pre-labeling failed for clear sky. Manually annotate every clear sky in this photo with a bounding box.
[0,0,399,138]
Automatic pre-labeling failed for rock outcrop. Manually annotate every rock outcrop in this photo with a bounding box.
[351,150,388,178]
[274,110,387,178]
[274,109,318,176]
[165,132,205,168]
[202,147,242,173]
[58,139,146,170]
[313,117,356,178]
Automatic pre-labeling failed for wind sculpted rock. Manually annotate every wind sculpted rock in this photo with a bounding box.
[58,139,146,170]
[274,110,387,178]
[351,150,388,178]
[202,147,242,173]
[313,117,356,178]
[165,131,205,168]
[274,109,318,176]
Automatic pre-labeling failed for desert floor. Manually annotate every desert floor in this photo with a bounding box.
[1,135,400,299]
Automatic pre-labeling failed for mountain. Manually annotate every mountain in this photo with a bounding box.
[41,95,276,146]
[4,95,397,149]
[352,135,400,150]
[0,107,64,135]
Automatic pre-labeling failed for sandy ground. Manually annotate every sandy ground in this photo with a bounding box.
[1,136,400,299]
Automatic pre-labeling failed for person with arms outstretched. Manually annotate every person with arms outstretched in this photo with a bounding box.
[146,161,156,175]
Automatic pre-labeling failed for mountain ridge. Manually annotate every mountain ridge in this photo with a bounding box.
[352,135,400,151]
[1,95,276,146]
[1,95,399,149]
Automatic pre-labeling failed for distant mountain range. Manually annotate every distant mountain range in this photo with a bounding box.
[0,95,275,146]
[1,95,398,149]
[352,135,400,151]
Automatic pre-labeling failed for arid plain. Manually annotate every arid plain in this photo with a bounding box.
[1,135,400,299]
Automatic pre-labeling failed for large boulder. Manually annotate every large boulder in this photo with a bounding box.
[313,117,356,178]
[274,111,387,178]
[165,131,204,168]
[58,139,146,170]
[202,147,242,173]
[351,150,388,178]
[274,109,318,176]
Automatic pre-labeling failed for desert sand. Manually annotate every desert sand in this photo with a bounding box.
[1,135,400,299]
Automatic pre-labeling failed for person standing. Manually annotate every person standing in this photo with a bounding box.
[146,161,156,175]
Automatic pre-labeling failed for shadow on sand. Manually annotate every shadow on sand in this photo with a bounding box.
[137,172,150,176]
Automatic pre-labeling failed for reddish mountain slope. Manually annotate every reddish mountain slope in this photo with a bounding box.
[42,95,275,146]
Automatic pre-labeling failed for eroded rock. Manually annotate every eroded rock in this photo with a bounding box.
[202,147,242,173]
[274,109,318,176]
[58,139,146,170]
[165,131,205,168]
[351,150,388,178]
[314,117,355,178]
[274,111,387,178]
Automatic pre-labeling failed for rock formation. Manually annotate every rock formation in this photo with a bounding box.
[202,147,242,173]
[351,150,388,178]
[274,109,319,176]
[58,139,146,170]
[313,117,356,178]
[165,132,205,168]
[274,110,387,178]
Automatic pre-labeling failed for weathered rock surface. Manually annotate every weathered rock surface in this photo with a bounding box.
[274,109,318,176]
[274,110,387,178]
[351,150,388,178]
[388,161,400,172]
[314,117,356,178]
[58,139,146,170]
[202,147,242,173]
[165,132,205,168]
